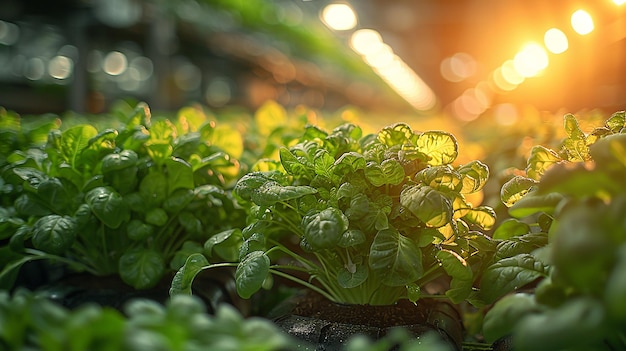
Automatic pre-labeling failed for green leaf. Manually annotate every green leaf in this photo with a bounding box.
[377,123,413,146]
[280,147,313,178]
[462,206,496,230]
[495,232,549,259]
[508,191,563,218]
[364,159,405,187]
[126,219,154,241]
[525,145,562,180]
[255,100,287,136]
[500,176,538,208]
[458,160,489,193]
[482,293,538,343]
[145,207,168,227]
[493,218,530,240]
[514,298,607,351]
[400,185,452,228]
[165,158,195,193]
[333,151,366,177]
[37,177,73,214]
[415,131,458,165]
[85,186,129,229]
[236,251,270,299]
[119,249,165,289]
[605,244,626,322]
[139,172,168,207]
[253,181,317,206]
[480,254,547,303]
[562,113,589,162]
[605,110,625,133]
[437,249,473,303]
[204,228,242,261]
[369,228,423,286]
[31,215,76,255]
[338,229,366,248]
[415,165,461,192]
[169,252,209,295]
[59,125,98,168]
[302,207,348,250]
[337,264,368,288]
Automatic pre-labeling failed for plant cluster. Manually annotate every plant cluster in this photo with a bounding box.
[0,289,293,351]
[173,122,497,306]
[480,111,626,350]
[0,103,246,289]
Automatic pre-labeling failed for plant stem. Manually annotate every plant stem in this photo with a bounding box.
[269,268,338,303]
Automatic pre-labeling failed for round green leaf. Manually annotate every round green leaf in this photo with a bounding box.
[400,185,452,228]
[236,251,270,299]
[500,176,537,208]
[302,207,348,250]
[337,264,368,288]
[145,208,168,227]
[415,131,458,165]
[119,249,165,290]
[126,219,154,241]
[32,215,76,255]
[85,186,129,229]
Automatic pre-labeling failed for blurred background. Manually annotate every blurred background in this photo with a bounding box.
[0,0,624,122]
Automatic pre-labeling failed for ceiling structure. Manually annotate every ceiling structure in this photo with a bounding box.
[338,0,626,118]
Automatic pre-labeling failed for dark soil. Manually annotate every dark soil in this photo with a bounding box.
[288,291,433,328]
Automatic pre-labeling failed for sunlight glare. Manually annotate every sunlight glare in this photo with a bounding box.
[350,29,384,56]
[571,10,594,35]
[544,28,568,54]
[513,43,548,78]
[321,3,357,31]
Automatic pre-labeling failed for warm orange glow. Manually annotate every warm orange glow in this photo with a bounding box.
[492,67,518,91]
[544,28,568,54]
[614,0,626,5]
[513,43,549,78]
[321,3,357,31]
[571,10,594,35]
[350,29,384,56]
[501,60,525,85]
[440,52,476,82]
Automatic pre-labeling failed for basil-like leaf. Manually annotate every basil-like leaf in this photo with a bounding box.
[400,185,452,228]
[236,251,270,299]
[32,215,76,255]
[479,254,548,303]
[302,208,348,250]
[169,253,209,295]
[85,186,129,229]
[369,228,422,286]
[119,249,165,290]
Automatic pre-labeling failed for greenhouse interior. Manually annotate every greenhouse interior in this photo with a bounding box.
[1,1,625,350]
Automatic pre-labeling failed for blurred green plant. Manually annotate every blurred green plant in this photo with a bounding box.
[479,111,626,350]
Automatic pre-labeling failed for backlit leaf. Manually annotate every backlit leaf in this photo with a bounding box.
[500,176,538,208]
[525,145,562,180]
[415,131,458,165]
[400,185,452,228]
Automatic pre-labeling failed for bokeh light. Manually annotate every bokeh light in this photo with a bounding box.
[513,42,549,78]
[48,55,73,80]
[440,52,476,82]
[571,10,594,35]
[321,3,357,31]
[350,29,384,56]
[103,51,128,76]
[614,0,626,5]
[544,28,568,54]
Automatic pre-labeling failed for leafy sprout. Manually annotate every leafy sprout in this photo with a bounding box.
[172,122,496,306]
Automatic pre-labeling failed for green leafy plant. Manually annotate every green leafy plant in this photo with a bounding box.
[0,103,246,290]
[479,111,626,350]
[172,122,496,306]
[0,289,294,351]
